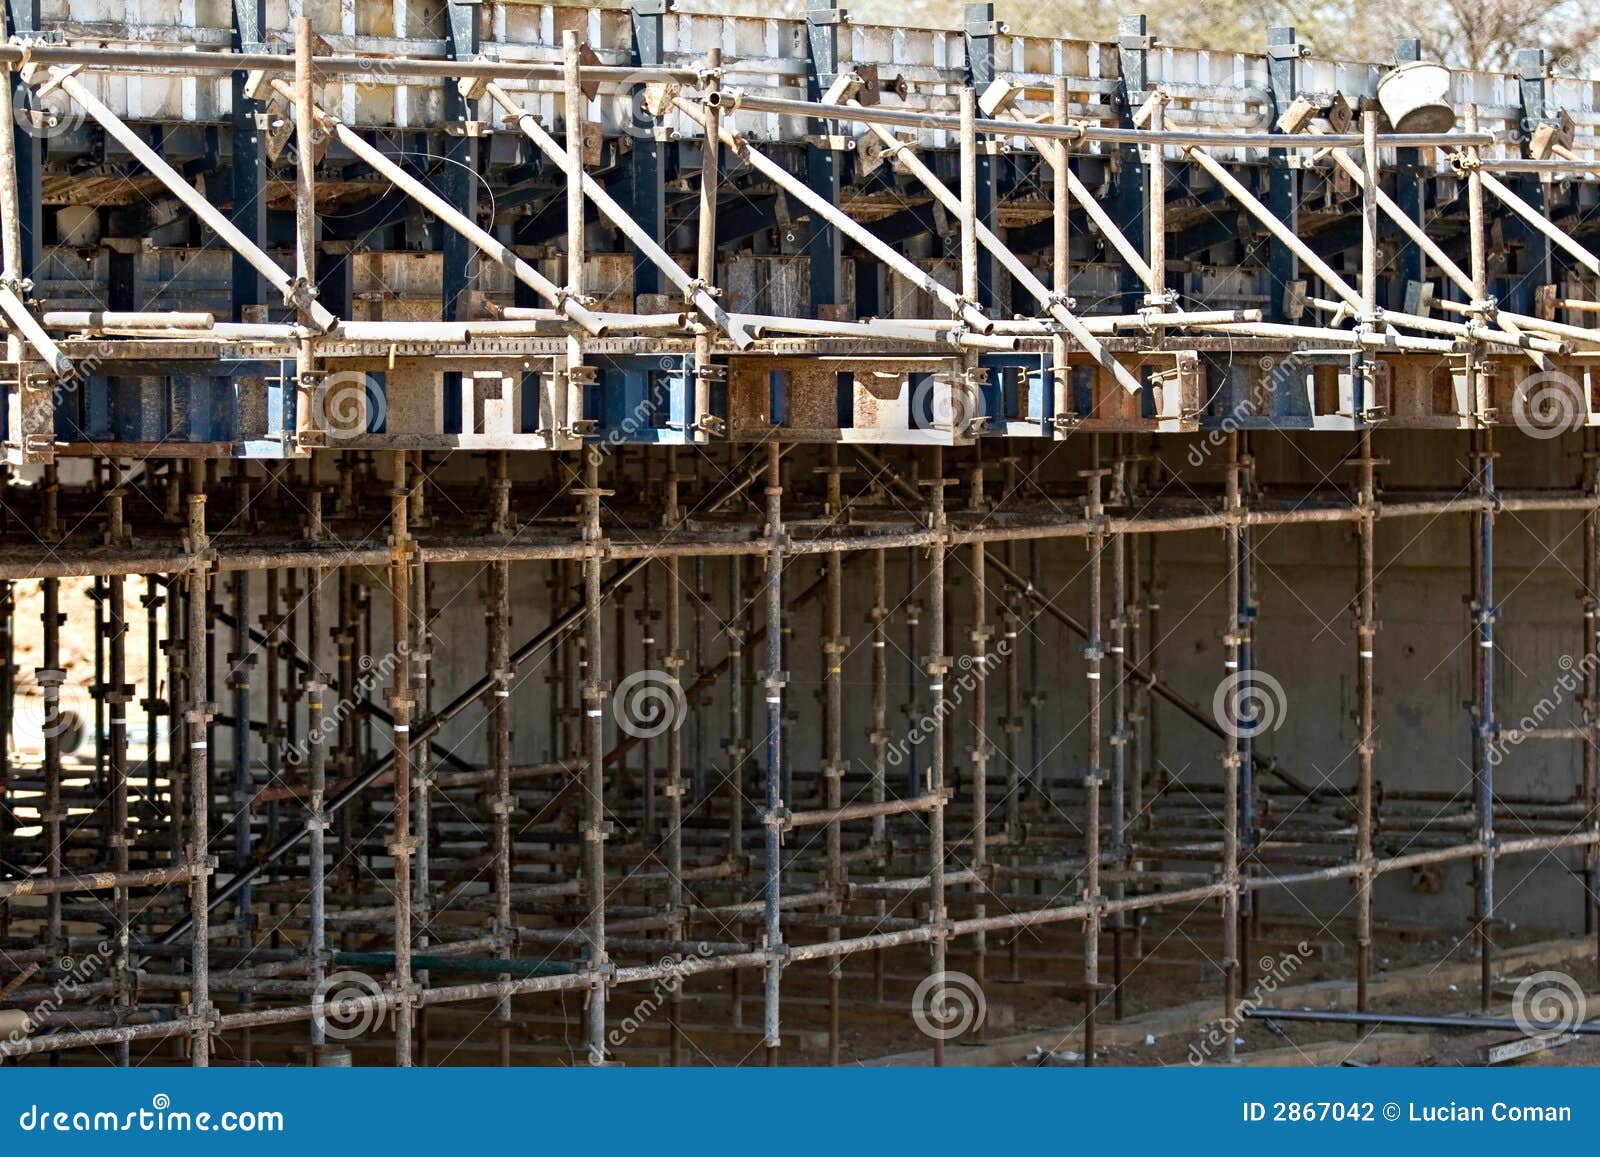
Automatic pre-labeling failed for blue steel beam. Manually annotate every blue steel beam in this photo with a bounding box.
[964,3,1000,309]
[229,0,267,321]
[629,0,667,298]
[805,4,845,318]
[1114,15,1151,316]
[442,0,482,435]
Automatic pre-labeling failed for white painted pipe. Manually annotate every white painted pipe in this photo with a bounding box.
[1307,297,1568,355]
[1478,169,1600,277]
[43,311,214,330]
[732,312,1018,350]
[482,81,750,349]
[1205,321,1462,353]
[46,67,338,332]
[845,100,1143,394]
[0,287,73,376]
[270,78,605,338]
[673,96,994,335]
[710,89,1488,150]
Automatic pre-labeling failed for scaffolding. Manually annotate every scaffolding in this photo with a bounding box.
[0,5,1599,1067]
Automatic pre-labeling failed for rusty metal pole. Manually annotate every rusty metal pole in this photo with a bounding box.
[762,441,787,1066]
[228,466,255,1062]
[184,460,214,1066]
[638,453,659,840]
[305,457,329,1063]
[106,461,131,1066]
[1465,104,1497,1013]
[1354,112,1381,1009]
[167,490,187,899]
[581,445,611,1065]
[925,447,951,1066]
[260,471,284,959]
[663,447,687,1067]
[388,451,417,1065]
[1237,432,1256,994]
[1221,434,1243,1063]
[821,444,847,1064]
[968,450,991,1032]
[692,552,707,800]
[725,551,747,1026]
[869,547,889,1000]
[1474,428,1498,1013]
[39,464,63,958]
[1001,455,1023,851]
[489,451,514,1065]
[1082,452,1107,1065]
[1109,440,1129,1019]
[1355,428,1378,1009]
[1144,448,1165,809]
[410,453,433,1066]
[141,573,164,879]
[1587,428,1600,978]
[1129,448,1152,964]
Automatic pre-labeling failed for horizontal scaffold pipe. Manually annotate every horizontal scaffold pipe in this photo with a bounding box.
[730,312,1017,350]
[0,41,702,84]
[8,491,1600,582]
[704,88,1490,150]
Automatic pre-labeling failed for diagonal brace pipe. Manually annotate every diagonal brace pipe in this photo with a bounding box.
[478,80,752,349]
[35,65,338,332]
[267,77,606,337]
[673,95,995,334]
[0,286,72,377]
[841,100,1143,394]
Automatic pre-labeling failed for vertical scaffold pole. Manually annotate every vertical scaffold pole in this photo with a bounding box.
[762,441,787,1066]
